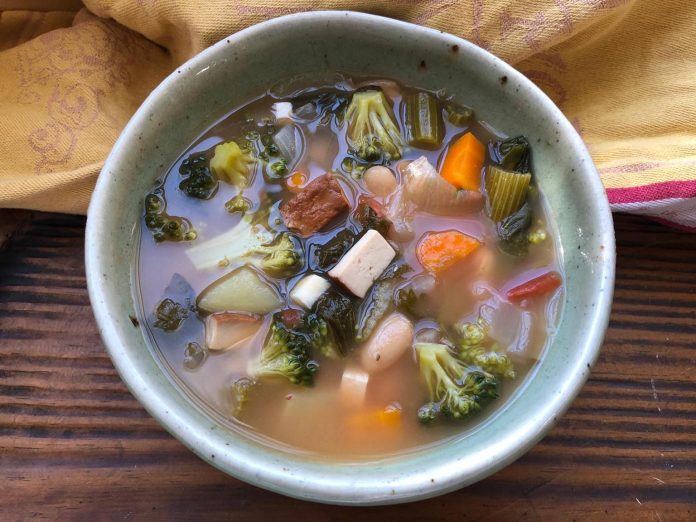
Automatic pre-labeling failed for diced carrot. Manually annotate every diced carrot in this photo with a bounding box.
[378,404,402,427]
[286,171,307,192]
[440,132,486,191]
[348,404,402,432]
[507,271,562,303]
[417,230,480,274]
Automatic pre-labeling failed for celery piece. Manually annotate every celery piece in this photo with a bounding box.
[406,92,443,149]
[444,102,473,127]
[486,166,531,222]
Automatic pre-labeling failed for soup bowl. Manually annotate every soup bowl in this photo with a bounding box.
[85,11,615,505]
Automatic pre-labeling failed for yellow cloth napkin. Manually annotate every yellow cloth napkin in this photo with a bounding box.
[1,1,695,228]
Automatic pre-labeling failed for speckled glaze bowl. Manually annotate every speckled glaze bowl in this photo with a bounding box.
[85,11,615,505]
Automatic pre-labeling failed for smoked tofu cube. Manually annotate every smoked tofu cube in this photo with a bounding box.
[280,173,349,236]
[328,229,396,298]
[289,274,331,309]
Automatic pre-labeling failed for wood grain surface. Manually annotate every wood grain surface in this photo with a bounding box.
[0,211,694,521]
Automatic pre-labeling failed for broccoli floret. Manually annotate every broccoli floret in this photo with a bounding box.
[457,320,487,346]
[304,313,343,359]
[415,342,498,424]
[144,188,197,243]
[250,313,318,386]
[455,319,516,380]
[269,159,288,177]
[225,194,252,215]
[210,140,256,186]
[179,154,218,199]
[248,232,303,278]
[152,298,188,331]
[345,90,404,161]
[185,200,304,278]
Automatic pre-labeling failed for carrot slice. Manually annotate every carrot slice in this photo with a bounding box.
[440,132,486,191]
[348,404,402,432]
[417,230,480,274]
[507,271,562,303]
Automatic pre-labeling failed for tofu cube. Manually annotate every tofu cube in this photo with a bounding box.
[328,229,396,298]
[289,274,331,309]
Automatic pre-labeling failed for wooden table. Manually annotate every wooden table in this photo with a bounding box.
[1,210,694,520]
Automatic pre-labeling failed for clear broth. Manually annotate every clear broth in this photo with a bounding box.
[135,77,563,459]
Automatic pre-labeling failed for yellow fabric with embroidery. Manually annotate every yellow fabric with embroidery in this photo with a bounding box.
[1,1,695,226]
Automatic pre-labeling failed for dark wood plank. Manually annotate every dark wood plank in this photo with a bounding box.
[0,211,694,521]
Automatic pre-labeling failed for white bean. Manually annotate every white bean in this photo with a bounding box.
[360,313,414,373]
[364,165,398,197]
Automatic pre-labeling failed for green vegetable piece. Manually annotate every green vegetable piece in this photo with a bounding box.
[459,344,516,380]
[454,319,516,379]
[457,320,487,346]
[179,154,218,199]
[313,229,358,269]
[496,202,532,257]
[417,402,440,424]
[486,166,532,222]
[250,313,318,386]
[353,198,391,237]
[225,194,252,215]
[196,265,283,315]
[355,262,411,342]
[406,92,443,149]
[183,342,206,369]
[270,159,288,177]
[345,89,404,161]
[231,377,255,417]
[340,156,368,180]
[415,342,499,424]
[250,232,304,278]
[186,197,302,277]
[210,140,255,186]
[153,298,188,331]
[394,273,436,319]
[444,102,473,127]
[313,290,356,349]
[144,188,196,243]
[493,136,531,173]
[304,313,343,358]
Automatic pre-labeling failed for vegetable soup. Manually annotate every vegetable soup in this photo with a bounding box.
[136,76,563,458]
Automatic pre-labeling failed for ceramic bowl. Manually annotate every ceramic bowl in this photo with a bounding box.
[85,11,615,505]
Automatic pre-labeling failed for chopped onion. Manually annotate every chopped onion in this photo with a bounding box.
[403,156,483,215]
[273,124,303,164]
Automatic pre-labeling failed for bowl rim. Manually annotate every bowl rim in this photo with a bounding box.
[86,10,615,505]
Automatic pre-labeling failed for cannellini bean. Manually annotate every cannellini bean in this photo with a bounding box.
[364,165,398,197]
[360,313,414,373]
